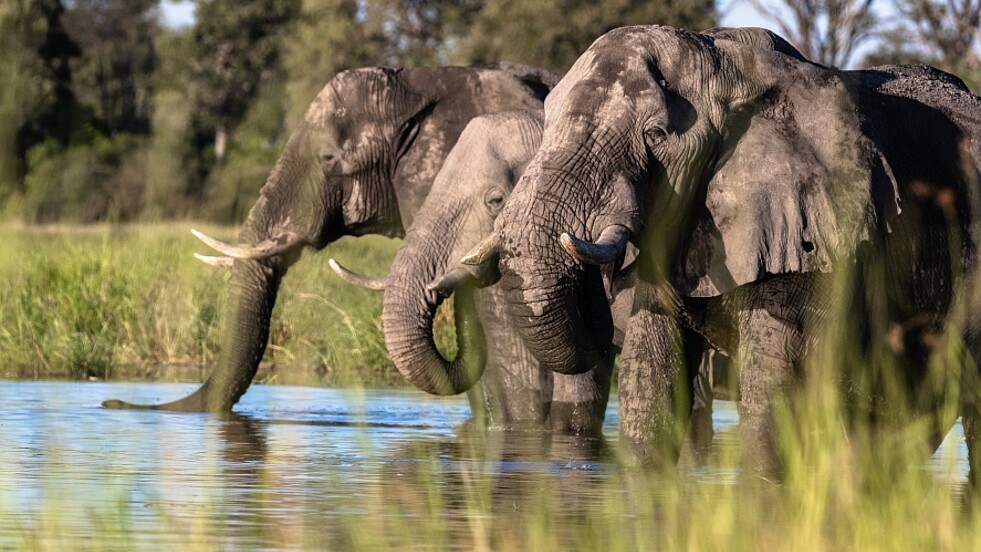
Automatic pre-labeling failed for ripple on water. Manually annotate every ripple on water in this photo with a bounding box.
[0,382,969,549]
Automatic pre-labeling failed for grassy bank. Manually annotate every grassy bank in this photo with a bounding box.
[0,223,443,387]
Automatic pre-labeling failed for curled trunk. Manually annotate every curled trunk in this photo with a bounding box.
[382,235,487,395]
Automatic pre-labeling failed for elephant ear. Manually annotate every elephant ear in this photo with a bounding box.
[676,75,902,297]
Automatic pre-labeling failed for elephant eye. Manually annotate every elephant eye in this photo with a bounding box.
[319,146,354,175]
[644,126,667,145]
[484,189,507,216]
[319,147,342,164]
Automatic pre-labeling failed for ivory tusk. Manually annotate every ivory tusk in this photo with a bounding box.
[426,266,475,298]
[559,224,630,265]
[194,253,234,269]
[191,228,301,259]
[328,259,387,290]
[460,233,501,266]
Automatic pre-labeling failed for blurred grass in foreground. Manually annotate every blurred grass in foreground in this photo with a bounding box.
[0,222,458,387]
[2,392,977,552]
[2,222,981,550]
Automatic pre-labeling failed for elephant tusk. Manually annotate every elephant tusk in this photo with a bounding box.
[328,258,387,290]
[460,233,501,266]
[559,224,630,265]
[426,266,475,298]
[194,253,234,269]
[191,228,302,260]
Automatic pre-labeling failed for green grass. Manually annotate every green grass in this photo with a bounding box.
[3,224,981,551]
[0,222,452,387]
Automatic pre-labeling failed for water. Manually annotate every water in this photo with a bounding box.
[0,382,968,549]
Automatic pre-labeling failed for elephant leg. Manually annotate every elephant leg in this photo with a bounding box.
[686,348,717,462]
[474,286,549,430]
[618,283,697,467]
[963,404,981,494]
[550,361,612,435]
[959,329,981,493]
[735,277,808,478]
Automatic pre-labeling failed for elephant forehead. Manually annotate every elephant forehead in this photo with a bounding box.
[305,83,348,126]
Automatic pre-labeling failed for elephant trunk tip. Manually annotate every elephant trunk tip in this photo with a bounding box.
[101,381,238,413]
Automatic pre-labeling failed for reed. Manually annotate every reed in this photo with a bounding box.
[0,222,430,386]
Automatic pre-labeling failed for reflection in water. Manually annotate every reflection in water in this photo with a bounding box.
[0,382,968,549]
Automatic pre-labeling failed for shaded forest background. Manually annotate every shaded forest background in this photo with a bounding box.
[2,0,979,225]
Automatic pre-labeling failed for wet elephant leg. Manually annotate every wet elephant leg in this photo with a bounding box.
[735,276,809,478]
[686,348,717,462]
[963,405,981,493]
[618,282,696,467]
[473,286,549,430]
[550,362,612,435]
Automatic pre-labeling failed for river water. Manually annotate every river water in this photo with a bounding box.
[0,382,968,549]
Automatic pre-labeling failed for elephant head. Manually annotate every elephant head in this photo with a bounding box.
[377,110,545,396]
[103,64,557,412]
[469,27,761,374]
[477,25,919,375]
[334,109,616,432]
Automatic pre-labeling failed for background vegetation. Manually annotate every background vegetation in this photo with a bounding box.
[0,223,414,384]
[3,0,978,227]
[1,0,981,383]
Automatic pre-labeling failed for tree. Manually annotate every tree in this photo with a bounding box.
[747,0,878,67]
[0,0,81,210]
[455,0,717,73]
[191,0,300,168]
[61,0,159,136]
[282,0,386,127]
[898,0,981,63]
[362,0,481,66]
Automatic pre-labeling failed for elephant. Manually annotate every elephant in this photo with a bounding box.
[102,63,569,418]
[463,25,981,475]
[332,110,613,433]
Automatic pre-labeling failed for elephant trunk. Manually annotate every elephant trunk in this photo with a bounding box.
[498,266,612,377]
[103,190,300,411]
[496,159,615,376]
[382,229,486,395]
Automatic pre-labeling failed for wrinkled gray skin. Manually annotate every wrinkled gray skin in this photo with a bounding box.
[484,25,981,476]
[378,110,611,433]
[102,64,560,415]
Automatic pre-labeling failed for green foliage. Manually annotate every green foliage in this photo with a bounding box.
[0,0,76,204]
[281,0,385,127]
[362,0,482,66]
[0,224,423,386]
[455,0,718,72]
[1,234,135,377]
[190,0,300,139]
[61,0,159,135]
[202,77,289,223]
[21,131,148,223]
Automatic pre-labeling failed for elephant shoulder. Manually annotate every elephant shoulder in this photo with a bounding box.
[476,61,562,96]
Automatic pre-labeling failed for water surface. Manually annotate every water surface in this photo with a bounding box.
[0,382,967,549]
